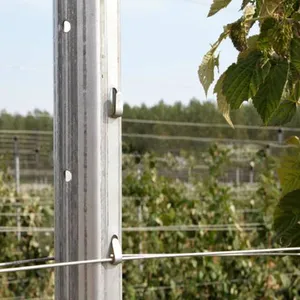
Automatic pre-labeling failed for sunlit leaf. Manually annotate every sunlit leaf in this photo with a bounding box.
[208,0,232,17]
[278,154,300,196]
[198,50,219,96]
[286,136,300,147]
[214,73,234,128]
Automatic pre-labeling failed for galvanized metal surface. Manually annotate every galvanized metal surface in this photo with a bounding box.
[53,0,121,299]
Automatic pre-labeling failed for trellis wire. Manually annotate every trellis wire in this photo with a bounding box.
[1,247,300,274]
[122,119,300,132]
[122,133,290,148]
[0,256,55,268]
[0,223,265,233]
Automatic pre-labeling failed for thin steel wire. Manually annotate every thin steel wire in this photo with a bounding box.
[0,130,52,135]
[0,257,113,273]
[0,227,54,233]
[1,247,300,273]
[122,118,300,132]
[0,256,55,268]
[0,223,265,233]
[123,224,265,232]
[122,133,290,148]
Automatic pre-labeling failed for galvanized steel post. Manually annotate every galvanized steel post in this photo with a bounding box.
[53,0,122,299]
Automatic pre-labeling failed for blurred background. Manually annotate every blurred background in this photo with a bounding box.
[1,0,300,299]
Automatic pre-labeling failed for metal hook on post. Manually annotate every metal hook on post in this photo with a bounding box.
[110,87,123,118]
[110,235,122,265]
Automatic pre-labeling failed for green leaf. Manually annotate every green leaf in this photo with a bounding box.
[198,27,231,95]
[222,51,268,109]
[253,60,289,124]
[274,189,300,247]
[278,154,300,196]
[291,37,300,74]
[208,0,232,17]
[285,136,300,147]
[198,50,219,96]
[293,81,300,103]
[268,100,296,126]
[241,0,251,10]
[238,35,259,60]
[260,0,283,18]
[214,73,234,128]
[280,273,291,288]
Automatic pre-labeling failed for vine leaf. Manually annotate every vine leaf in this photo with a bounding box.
[285,136,300,147]
[198,29,230,96]
[291,37,300,74]
[214,73,234,128]
[198,51,219,96]
[277,154,300,196]
[268,100,296,126]
[222,51,268,109]
[241,0,251,10]
[253,60,289,124]
[208,0,232,17]
[260,0,283,18]
[274,189,300,247]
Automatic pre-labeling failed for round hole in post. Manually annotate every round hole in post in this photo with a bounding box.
[63,21,71,33]
[64,170,72,182]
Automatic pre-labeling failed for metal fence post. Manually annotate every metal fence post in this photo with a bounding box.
[13,137,20,194]
[53,0,122,299]
[34,148,40,188]
[13,136,21,241]
[277,128,283,144]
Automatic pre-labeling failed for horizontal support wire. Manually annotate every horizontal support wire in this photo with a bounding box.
[0,227,54,233]
[0,257,55,268]
[1,247,300,274]
[123,224,265,232]
[0,223,265,233]
[2,119,300,134]
[122,133,290,148]
[122,118,300,132]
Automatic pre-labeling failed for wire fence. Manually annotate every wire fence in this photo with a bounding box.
[0,120,294,188]
[0,125,296,298]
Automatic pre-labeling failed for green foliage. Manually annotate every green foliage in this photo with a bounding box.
[122,146,300,299]
[274,189,300,247]
[222,51,268,109]
[208,0,232,17]
[278,151,300,196]
[214,73,234,127]
[3,146,300,298]
[269,100,297,125]
[201,0,300,248]
[0,162,54,298]
[199,0,300,125]
[198,51,220,96]
[253,60,289,124]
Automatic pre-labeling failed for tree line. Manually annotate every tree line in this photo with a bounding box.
[1,100,299,156]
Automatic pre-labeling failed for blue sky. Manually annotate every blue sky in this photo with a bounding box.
[0,0,242,114]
